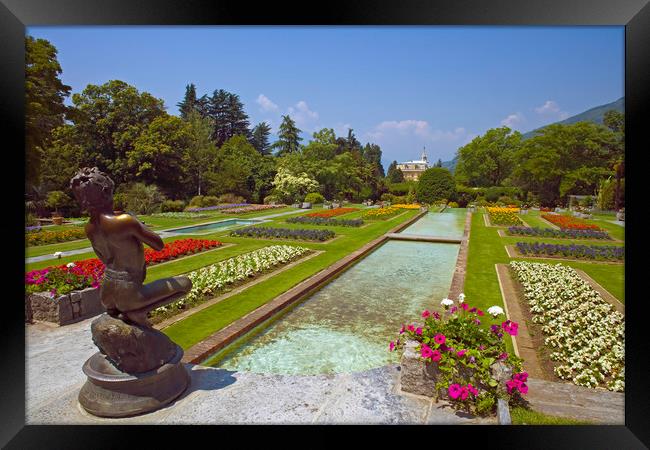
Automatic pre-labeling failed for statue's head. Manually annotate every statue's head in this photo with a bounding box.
[70,167,114,213]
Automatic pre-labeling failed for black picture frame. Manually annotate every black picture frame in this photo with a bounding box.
[2,0,648,447]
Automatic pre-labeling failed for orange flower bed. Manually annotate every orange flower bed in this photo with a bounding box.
[307,207,358,218]
[542,214,601,230]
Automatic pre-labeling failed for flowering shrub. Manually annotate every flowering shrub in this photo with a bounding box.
[507,226,611,240]
[26,228,87,246]
[515,242,624,261]
[220,204,286,214]
[486,207,523,226]
[542,214,600,230]
[151,212,210,219]
[231,226,334,242]
[362,207,401,220]
[286,216,364,227]
[391,294,525,415]
[155,245,310,316]
[509,261,624,391]
[307,207,359,218]
[185,203,248,212]
[25,239,222,296]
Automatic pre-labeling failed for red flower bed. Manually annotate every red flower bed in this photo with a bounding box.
[541,214,601,230]
[26,239,222,292]
[307,207,358,218]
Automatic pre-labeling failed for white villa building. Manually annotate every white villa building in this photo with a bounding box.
[397,149,430,181]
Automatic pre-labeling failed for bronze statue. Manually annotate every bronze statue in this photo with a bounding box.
[71,167,191,418]
[70,167,191,327]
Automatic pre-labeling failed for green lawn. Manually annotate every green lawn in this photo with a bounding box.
[162,209,420,349]
[510,407,593,425]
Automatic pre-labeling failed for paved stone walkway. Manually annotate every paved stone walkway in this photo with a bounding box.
[26,317,495,424]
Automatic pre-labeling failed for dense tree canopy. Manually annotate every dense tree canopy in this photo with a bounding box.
[416,167,456,204]
[250,122,273,155]
[25,36,71,189]
[386,161,405,183]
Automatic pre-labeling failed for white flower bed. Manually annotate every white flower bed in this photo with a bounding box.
[154,245,310,314]
[509,261,624,392]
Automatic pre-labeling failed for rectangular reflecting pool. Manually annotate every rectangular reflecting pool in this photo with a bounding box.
[166,218,263,235]
[400,207,466,238]
[205,211,465,375]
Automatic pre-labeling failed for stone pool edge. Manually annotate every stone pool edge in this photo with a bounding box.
[182,209,428,365]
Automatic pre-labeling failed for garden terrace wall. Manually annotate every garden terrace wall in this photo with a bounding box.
[26,287,103,325]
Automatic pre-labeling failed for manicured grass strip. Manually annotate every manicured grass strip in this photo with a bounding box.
[26,239,93,258]
[510,407,593,425]
[162,210,420,349]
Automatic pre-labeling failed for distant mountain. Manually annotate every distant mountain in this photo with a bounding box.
[441,97,624,173]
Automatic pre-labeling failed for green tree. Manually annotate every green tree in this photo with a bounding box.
[208,89,250,146]
[362,143,385,178]
[274,115,303,156]
[435,158,443,168]
[183,111,218,196]
[386,160,405,183]
[65,80,166,185]
[603,110,625,209]
[46,190,71,216]
[250,122,273,155]
[454,127,521,187]
[25,36,71,189]
[416,167,456,204]
[272,167,319,203]
[511,122,619,206]
[177,83,209,119]
[39,124,85,192]
[127,115,191,198]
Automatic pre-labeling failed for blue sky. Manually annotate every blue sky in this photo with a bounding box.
[27,26,624,169]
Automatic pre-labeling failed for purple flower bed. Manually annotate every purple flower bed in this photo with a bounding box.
[26,225,42,233]
[185,203,248,212]
[231,226,335,241]
[507,226,611,240]
[515,242,624,261]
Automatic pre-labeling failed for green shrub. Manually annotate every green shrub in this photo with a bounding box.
[202,195,220,207]
[218,193,245,204]
[304,192,325,204]
[476,196,489,207]
[447,201,459,208]
[485,186,522,202]
[388,181,417,196]
[46,190,72,216]
[115,183,165,215]
[161,199,186,212]
[263,195,280,205]
[416,168,456,204]
[598,179,624,210]
[380,193,394,202]
[189,195,204,207]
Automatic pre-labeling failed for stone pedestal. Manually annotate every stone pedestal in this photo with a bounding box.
[78,313,190,417]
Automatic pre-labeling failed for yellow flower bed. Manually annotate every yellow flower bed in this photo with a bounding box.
[486,207,523,226]
[362,206,401,219]
[392,204,421,209]
[26,228,87,246]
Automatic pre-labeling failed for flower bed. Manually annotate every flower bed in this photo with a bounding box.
[542,214,600,230]
[515,242,624,261]
[392,204,421,209]
[486,207,523,226]
[509,261,624,391]
[362,206,401,220]
[286,216,363,227]
[26,228,87,246]
[306,207,359,218]
[151,212,210,219]
[152,245,310,319]
[25,238,222,296]
[185,203,248,212]
[230,226,334,242]
[219,204,286,214]
[507,226,611,240]
[392,294,526,415]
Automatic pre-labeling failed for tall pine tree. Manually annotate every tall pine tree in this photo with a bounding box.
[362,143,385,178]
[177,83,198,119]
[251,122,272,155]
[274,115,302,156]
[386,160,405,183]
[207,89,250,147]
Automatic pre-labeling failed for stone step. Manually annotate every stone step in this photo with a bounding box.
[524,377,624,424]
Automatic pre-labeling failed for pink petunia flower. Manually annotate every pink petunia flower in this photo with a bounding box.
[456,349,467,357]
[407,324,415,332]
[431,349,442,362]
[415,327,422,335]
[448,384,462,399]
[389,341,395,352]
[461,303,469,311]
[433,334,446,345]
[421,344,434,359]
[459,386,469,400]
[499,352,509,360]
[422,310,431,318]
[399,325,405,334]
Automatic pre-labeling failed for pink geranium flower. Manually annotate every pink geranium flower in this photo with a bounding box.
[448,384,462,399]
[433,334,446,345]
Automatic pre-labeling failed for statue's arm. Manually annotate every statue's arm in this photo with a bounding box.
[129,217,164,251]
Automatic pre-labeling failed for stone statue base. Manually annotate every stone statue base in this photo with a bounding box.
[78,345,190,418]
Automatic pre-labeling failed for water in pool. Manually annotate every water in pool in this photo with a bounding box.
[168,219,261,235]
[210,238,461,375]
[400,207,466,238]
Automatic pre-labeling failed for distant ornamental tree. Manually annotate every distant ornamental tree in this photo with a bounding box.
[272,167,319,203]
[416,167,456,204]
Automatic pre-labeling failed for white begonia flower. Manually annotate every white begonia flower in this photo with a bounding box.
[440,298,454,309]
[487,305,504,317]
[66,262,76,268]
[458,293,466,303]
